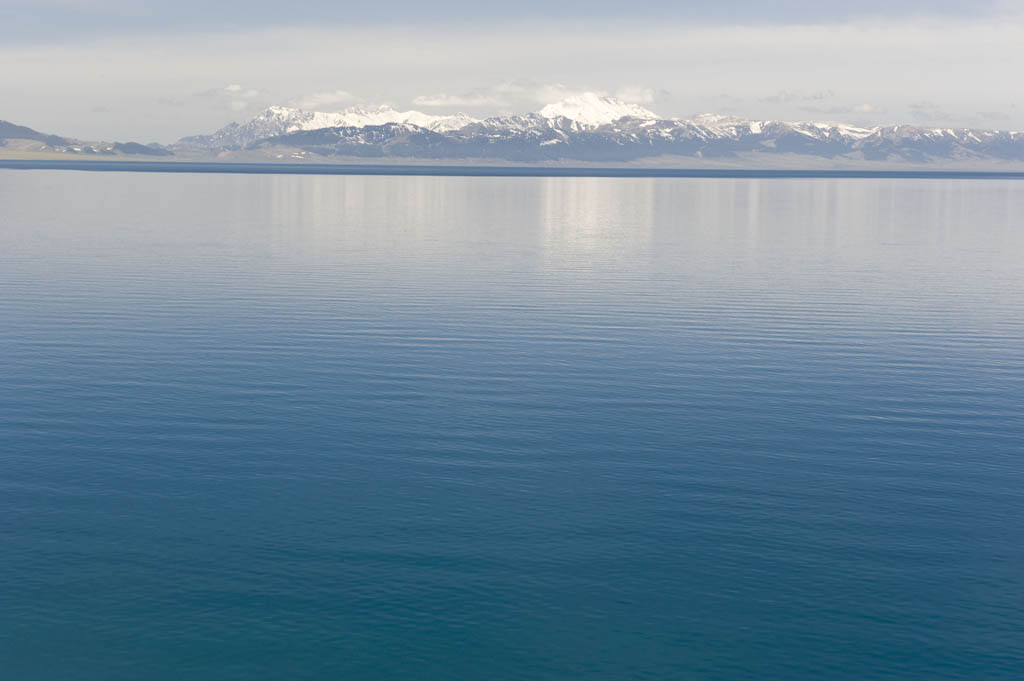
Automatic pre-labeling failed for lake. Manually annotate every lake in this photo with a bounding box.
[2,170,1023,680]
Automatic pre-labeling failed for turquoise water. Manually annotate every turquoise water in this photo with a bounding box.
[2,171,1023,680]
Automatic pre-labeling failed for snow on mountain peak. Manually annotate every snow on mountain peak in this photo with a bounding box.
[176,98,1024,162]
[255,104,478,134]
[538,93,658,127]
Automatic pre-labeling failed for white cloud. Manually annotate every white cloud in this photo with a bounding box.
[291,89,353,110]
[222,83,260,98]
[413,92,506,108]
[614,87,656,104]
[531,84,593,104]
[180,82,272,118]
[851,103,881,114]
[413,82,663,113]
[414,82,545,110]
[762,90,836,104]
[801,102,886,116]
[909,101,955,121]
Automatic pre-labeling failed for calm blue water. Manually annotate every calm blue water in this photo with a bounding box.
[2,171,1023,680]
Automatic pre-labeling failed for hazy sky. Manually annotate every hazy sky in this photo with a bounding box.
[2,0,1022,142]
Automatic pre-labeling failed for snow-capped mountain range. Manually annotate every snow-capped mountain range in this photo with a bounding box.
[5,92,1021,167]
[5,92,1024,166]
[24,91,999,165]
[175,94,657,150]
[176,104,479,150]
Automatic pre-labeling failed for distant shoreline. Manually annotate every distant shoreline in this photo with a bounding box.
[3,159,1024,180]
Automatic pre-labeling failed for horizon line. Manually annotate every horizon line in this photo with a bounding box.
[5,159,1024,180]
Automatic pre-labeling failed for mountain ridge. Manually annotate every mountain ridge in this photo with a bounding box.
[171,94,1024,165]
[0,119,172,157]
[169,93,1024,164]
[5,93,1024,167]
